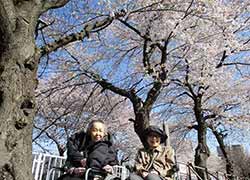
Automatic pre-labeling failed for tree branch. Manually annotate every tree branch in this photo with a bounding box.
[39,16,114,57]
[144,81,162,110]
[216,50,227,68]
[118,18,150,40]
[39,10,126,58]
[42,0,70,11]
[203,114,216,121]
[223,62,250,66]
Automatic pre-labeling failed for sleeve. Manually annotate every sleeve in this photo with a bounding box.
[164,146,175,177]
[66,131,86,163]
[106,145,118,166]
[134,149,147,175]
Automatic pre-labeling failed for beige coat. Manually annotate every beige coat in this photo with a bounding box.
[134,145,175,180]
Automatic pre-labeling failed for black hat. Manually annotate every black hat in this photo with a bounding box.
[144,125,168,144]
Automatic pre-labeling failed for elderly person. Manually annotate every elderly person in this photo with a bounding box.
[58,120,118,180]
[129,126,175,180]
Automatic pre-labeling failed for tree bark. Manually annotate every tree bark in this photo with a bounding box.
[0,1,41,179]
[193,96,210,179]
[209,125,234,179]
[0,0,123,178]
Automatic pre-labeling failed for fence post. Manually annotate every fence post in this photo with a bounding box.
[34,153,43,180]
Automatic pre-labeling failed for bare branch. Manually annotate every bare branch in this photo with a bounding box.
[223,62,250,66]
[118,18,148,40]
[32,108,72,142]
[216,50,228,68]
[203,114,216,121]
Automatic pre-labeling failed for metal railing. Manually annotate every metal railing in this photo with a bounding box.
[32,153,130,180]
[32,153,66,180]
[32,153,242,180]
[175,162,240,180]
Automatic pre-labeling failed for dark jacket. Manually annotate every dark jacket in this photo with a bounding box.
[65,131,90,168]
[64,131,117,170]
[86,140,118,170]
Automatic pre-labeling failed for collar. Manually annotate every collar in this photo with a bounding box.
[148,145,163,153]
[155,145,163,152]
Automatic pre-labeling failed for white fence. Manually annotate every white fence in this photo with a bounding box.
[32,153,129,180]
[32,153,240,180]
[32,153,66,180]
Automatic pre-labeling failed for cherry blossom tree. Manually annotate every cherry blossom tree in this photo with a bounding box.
[1,1,250,179]
[73,0,250,178]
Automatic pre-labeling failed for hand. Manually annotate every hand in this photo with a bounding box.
[102,165,113,173]
[73,167,85,176]
[67,167,75,175]
[150,170,159,175]
[80,158,87,167]
[142,171,149,178]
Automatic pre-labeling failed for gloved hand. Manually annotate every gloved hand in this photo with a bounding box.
[73,167,85,176]
[142,171,149,178]
[80,158,87,167]
[67,167,75,175]
[102,165,113,173]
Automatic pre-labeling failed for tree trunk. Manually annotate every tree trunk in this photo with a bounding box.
[193,96,210,179]
[0,1,40,179]
[194,124,210,179]
[0,36,38,180]
[210,126,234,179]
[133,103,150,146]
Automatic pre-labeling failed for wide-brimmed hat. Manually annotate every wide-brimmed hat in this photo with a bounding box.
[144,125,168,144]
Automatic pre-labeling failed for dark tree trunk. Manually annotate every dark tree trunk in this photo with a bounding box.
[209,125,234,179]
[95,77,164,146]
[0,1,65,179]
[132,101,150,146]
[0,0,120,179]
[193,96,210,179]
[0,12,39,180]
[131,81,163,146]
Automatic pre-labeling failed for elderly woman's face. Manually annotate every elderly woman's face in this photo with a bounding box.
[147,132,161,149]
[90,122,105,142]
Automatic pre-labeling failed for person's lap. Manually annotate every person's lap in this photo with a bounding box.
[57,174,84,180]
[57,173,110,180]
[129,173,163,180]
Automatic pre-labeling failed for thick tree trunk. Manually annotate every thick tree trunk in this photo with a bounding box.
[0,1,40,179]
[194,124,210,179]
[193,96,210,179]
[133,104,150,146]
[1,0,116,179]
[0,38,38,180]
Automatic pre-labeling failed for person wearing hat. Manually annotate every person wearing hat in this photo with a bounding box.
[129,125,175,180]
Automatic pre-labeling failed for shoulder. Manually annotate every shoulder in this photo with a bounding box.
[137,147,147,153]
[68,131,87,144]
[162,145,174,153]
[70,131,86,139]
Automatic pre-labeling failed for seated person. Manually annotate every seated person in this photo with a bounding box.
[58,119,118,180]
[129,126,175,180]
